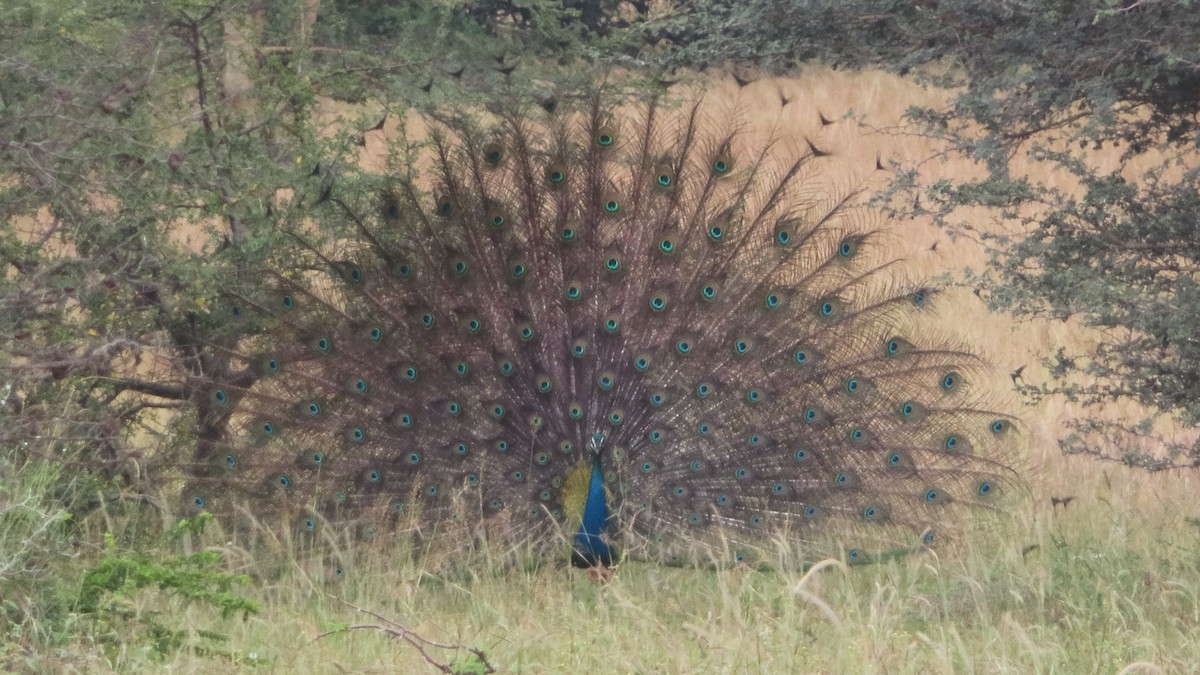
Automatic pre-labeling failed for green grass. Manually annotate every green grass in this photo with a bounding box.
[3,453,1197,673]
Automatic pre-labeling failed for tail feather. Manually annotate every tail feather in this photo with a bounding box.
[187,86,1022,567]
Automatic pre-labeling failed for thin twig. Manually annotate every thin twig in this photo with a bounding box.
[309,598,495,674]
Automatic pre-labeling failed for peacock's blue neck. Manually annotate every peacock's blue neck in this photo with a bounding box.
[572,441,614,567]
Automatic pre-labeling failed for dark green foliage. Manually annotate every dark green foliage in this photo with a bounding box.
[287,0,647,103]
[0,502,258,665]
[73,518,259,662]
[77,519,257,618]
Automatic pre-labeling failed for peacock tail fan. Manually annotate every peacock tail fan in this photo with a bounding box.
[187,85,1023,572]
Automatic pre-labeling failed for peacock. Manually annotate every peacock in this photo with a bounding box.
[189,85,1021,569]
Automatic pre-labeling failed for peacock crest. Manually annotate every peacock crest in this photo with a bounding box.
[190,87,1021,568]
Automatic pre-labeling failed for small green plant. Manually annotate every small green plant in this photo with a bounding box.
[74,515,260,663]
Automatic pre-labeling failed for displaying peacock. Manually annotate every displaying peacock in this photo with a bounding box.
[190,85,1021,569]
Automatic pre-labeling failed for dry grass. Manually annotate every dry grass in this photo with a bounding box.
[101,457,1199,672]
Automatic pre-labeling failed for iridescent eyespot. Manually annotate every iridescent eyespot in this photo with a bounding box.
[941,372,959,391]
